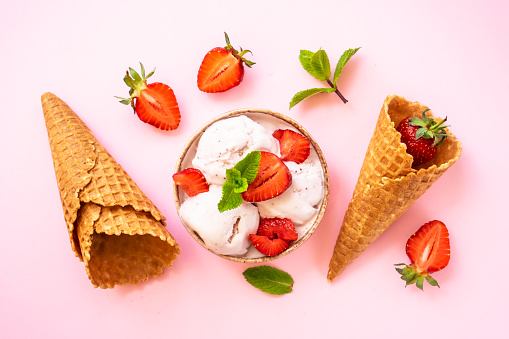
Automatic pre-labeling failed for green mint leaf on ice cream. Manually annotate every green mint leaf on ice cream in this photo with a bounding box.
[217,151,261,212]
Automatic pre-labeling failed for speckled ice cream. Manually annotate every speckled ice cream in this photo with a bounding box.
[177,114,326,259]
[257,153,324,233]
[192,115,279,185]
[179,185,259,256]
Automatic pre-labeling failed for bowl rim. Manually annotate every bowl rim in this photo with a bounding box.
[173,108,330,263]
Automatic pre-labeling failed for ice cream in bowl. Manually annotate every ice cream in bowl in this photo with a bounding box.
[173,109,329,263]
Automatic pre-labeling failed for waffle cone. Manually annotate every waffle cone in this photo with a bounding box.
[42,92,180,288]
[327,95,461,282]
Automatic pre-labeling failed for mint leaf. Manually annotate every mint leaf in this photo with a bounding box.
[291,46,360,108]
[218,151,261,212]
[289,87,335,109]
[310,49,331,81]
[243,266,294,295]
[234,177,248,193]
[333,47,360,88]
[299,50,315,75]
[218,182,243,212]
[234,151,260,184]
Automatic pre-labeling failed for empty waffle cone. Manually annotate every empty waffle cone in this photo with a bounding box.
[42,92,180,288]
[327,95,461,282]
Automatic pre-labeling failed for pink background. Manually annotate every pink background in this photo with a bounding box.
[2,1,507,338]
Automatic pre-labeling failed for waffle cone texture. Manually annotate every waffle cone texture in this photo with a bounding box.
[327,95,462,282]
[42,92,180,288]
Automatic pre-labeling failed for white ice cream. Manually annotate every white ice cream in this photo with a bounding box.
[179,185,259,256]
[192,115,279,185]
[257,153,324,230]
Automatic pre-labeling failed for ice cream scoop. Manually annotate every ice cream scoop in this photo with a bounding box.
[179,185,259,256]
[257,155,324,229]
[192,115,279,185]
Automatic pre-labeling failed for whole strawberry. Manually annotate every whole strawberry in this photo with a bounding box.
[396,109,450,167]
[197,32,255,93]
[116,63,181,131]
[395,220,451,290]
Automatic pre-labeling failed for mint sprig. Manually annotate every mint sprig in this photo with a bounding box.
[290,47,360,109]
[218,151,261,212]
[243,266,294,295]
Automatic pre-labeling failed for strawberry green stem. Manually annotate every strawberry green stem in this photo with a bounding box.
[326,79,347,103]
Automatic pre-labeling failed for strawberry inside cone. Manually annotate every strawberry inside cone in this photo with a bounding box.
[396,109,451,167]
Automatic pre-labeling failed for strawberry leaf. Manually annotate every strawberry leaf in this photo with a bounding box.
[416,276,425,290]
[425,275,440,288]
[129,67,142,83]
[333,47,360,88]
[289,87,336,109]
[243,266,294,295]
[310,49,331,81]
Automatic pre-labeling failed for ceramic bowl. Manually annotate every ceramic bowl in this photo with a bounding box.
[173,108,329,263]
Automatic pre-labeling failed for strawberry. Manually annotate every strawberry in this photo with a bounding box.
[272,129,311,164]
[395,220,451,290]
[249,234,289,256]
[197,32,255,93]
[117,63,181,131]
[173,168,209,197]
[257,217,298,241]
[241,151,292,202]
[396,109,451,167]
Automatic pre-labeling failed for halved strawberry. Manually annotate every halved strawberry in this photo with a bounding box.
[117,63,181,130]
[273,129,310,164]
[197,32,255,93]
[249,234,289,256]
[395,220,451,290]
[173,168,209,197]
[241,151,292,202]
[257,217,298,241]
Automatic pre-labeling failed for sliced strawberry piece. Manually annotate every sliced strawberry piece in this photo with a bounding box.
[197,47,244,93]
[395,220,451,290]
[135,82,181,130]
[173,168,209,197]
[406,220,450,274]
[117,63,181,131]
[257,217,298,241]
[273,129,310,164]
[197,33,255,93]
[241,151,292,202]
[249,234,289,256]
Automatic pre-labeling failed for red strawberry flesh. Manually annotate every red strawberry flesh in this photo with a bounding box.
[257,217,298,241]
[197,47,244,93]
[406,220,450,274]
[273,129,310,164]
[249,234,289,256]
[241,151,292,202]
[173,168,209,197]
[135,82,181,130]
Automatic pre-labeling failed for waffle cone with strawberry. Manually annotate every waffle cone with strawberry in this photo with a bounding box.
[327,95,461,282]
[42,92,180,288]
